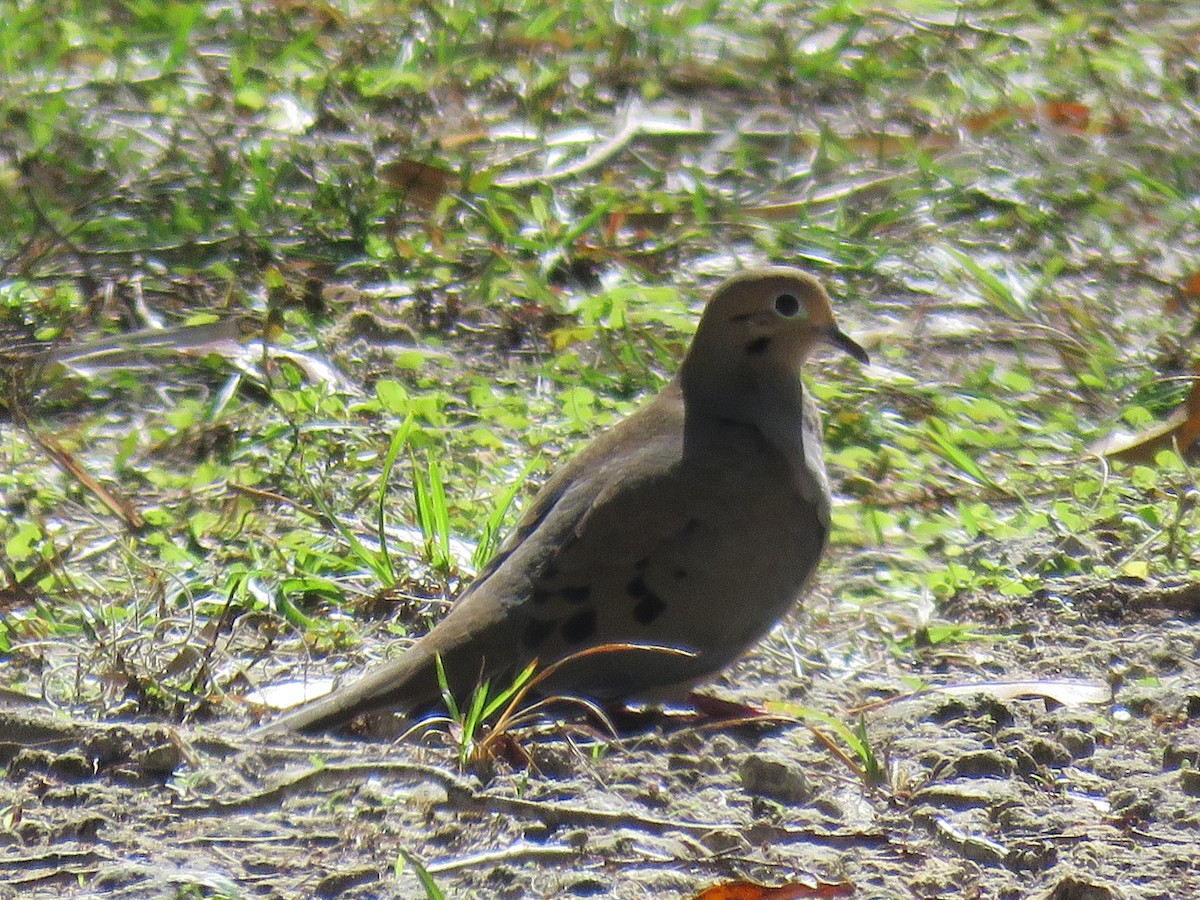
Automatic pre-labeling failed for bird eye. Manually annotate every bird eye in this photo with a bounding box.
[774,293,801,317]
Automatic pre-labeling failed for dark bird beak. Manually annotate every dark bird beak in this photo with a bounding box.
[824,326,869,365]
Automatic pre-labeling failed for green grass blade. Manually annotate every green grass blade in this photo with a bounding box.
[377,414,415,585]
[472,456,540,571]
[924,418,997,490]
[398,850,445,900]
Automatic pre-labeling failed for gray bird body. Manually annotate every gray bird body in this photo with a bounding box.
[254,267,864,736]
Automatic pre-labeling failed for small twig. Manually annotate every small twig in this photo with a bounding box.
[424,842,580,875]
[495,101,644,188]
[9,396,145,531]
[226,482,327,523]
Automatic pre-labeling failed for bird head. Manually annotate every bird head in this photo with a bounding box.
[680,267,867,408]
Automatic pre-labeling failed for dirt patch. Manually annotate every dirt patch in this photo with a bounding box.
[2,583,1198,899]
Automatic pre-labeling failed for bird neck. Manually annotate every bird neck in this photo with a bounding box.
[678,364,831,521]
[679,349,808,428]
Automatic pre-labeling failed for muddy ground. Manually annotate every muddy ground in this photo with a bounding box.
[2,571,1197,899]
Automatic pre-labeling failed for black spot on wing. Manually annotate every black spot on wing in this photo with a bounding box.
[561,609,597,644]
[523,617,557,650]
[627,574,668,624]
[632,592,667,625]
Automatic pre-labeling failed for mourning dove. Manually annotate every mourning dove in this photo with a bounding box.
[254,266,867,735]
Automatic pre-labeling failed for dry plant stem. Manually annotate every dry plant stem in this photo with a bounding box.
[10,396,145,530]
[801,721,869,783]
[226,482,326,521]
[424,843,582,875]
[481,642,693,752]
[494,101,643,187]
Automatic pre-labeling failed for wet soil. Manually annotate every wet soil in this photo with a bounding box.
[2,577,1198,899]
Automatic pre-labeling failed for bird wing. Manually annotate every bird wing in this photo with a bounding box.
[252,389,690,735]
[414,388,695,697]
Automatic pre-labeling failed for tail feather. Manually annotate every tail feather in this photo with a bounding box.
[248,607,518,737]
[249,644,440,737]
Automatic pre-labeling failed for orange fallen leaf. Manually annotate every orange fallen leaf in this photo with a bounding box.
[963,99,1126,137]
[1040,99,1091,133]
[691,880,854,899]
[1167,271,1200,314]
[1089,360,1200,463]
[1180,272,1200,300]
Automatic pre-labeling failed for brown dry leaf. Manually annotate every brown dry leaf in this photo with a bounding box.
[435,128,490,150]
[691,880,854,900]
[497,26,580,52]
[1166,271,1200,314]
[1177,363,1200,447]
[845,131,957,157]
[605,209,675,237]
[378,158,456,209]
[963,106,1018,134]
[45,318,246,376]
[44,317,352,392]
[964,100,1126,137]
[1090,406,1191,463]
[1038,99,1092,133]
[1089,360,1200,463]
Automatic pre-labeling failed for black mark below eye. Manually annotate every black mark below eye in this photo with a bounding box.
[774,293,800,317]
[745,336,771,355]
